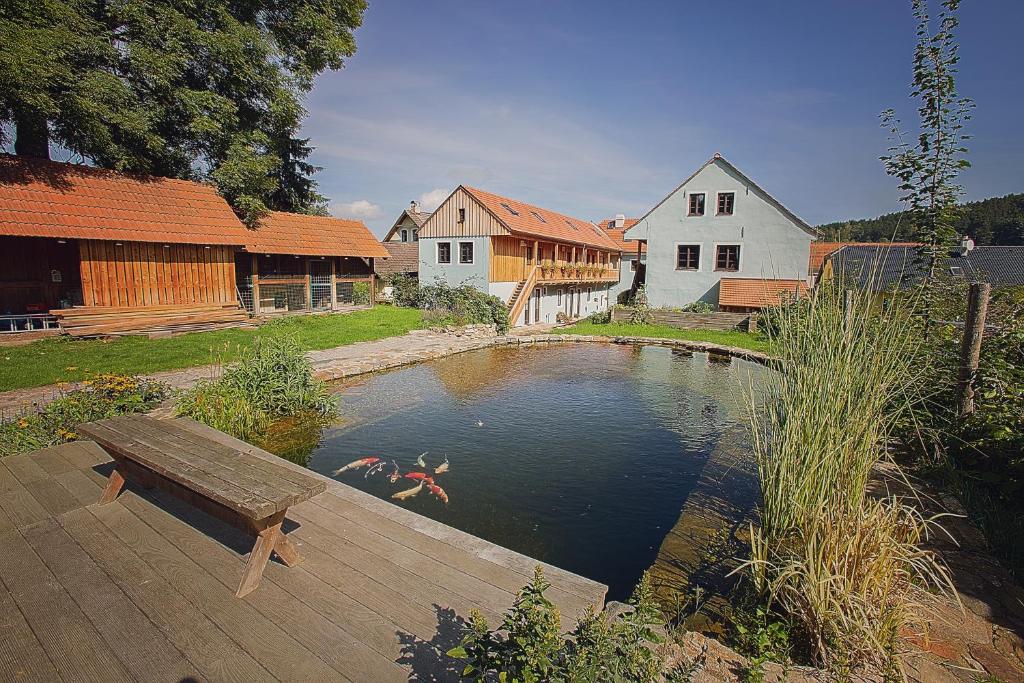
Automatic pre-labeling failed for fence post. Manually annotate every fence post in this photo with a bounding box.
[957,282,991,416]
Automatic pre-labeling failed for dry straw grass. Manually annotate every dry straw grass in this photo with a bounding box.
[743,281,958,675]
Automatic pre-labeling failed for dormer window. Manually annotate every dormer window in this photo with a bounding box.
[688,193,705,216]
[412,229,419,242]
[400,229,409,242]
[717,192,735,215]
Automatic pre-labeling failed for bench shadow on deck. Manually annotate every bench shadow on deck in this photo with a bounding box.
[0,441,607,683]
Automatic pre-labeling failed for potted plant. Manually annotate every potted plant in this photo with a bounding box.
[541,259,554,278]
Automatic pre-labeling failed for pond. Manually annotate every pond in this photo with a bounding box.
[306,343,766,603]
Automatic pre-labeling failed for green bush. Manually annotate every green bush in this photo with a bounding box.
[680,301,715,313]
[382,273,420,307]
[415,281,510,334]
[586,309,611,324]
[447,569,667,682]
[176,337,335,443]
[352,281,371,305]
[0,374,168,456]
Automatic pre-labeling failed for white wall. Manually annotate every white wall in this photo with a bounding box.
[513,284,611,326]
[489,281,517,304]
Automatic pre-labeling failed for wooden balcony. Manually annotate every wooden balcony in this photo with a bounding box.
[536,265,620,284]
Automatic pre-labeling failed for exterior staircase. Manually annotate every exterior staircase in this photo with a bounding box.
[507,266,538,328]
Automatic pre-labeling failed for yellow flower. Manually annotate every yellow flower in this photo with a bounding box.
[17,419,29,428]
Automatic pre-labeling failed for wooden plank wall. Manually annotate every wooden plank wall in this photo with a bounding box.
[0,236,81,312]
[79,240,237,307]
[490,236,529,282]
[418,187,509,238]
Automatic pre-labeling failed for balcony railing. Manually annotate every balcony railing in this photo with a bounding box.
[536,264,619,284]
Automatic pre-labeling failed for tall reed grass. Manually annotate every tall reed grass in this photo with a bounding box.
[743,281,957,675]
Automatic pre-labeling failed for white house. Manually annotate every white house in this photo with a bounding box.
[384,201,431,243]
[624,154,817,311]
[417,186,622,326]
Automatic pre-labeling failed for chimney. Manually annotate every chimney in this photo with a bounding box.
[409,200,420,214]
[614,213,626,228]
[959,235,975,256]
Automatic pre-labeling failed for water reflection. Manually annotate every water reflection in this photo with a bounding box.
[308,344,766,602]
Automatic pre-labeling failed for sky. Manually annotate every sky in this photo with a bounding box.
[305,0,1024,237]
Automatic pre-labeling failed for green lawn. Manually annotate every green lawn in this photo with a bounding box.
[552,320,770,353]
[0,306,426,392]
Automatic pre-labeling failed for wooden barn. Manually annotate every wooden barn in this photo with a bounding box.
[0,156,386,336]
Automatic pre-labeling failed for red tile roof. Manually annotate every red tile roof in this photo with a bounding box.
[719,278,808,309]
[0,154,253,245]
[246,211,389,258]
[462,186,621,252]
[809,241,922,275]
[597,218,646,253]
[375,242,420,275]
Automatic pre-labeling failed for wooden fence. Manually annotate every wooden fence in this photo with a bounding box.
[610,307,757,332]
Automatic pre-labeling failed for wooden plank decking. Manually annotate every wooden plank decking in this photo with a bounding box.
[0,440,607,682]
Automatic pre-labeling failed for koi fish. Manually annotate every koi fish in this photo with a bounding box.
[404,472,434,485]
[415,452,428,468]
[364,461,386,478]
[392,481,424,500]
[427,483,449,504]
[388,461,401,483]
[434,456,450,475]
[332,457,381,476]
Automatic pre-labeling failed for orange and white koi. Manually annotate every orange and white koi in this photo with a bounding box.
[426,483,449,504]
[434,456,449,475]
[331,457,380,476]
[404,472,434,485]
[388,461,401,483]
[392,481,424,500]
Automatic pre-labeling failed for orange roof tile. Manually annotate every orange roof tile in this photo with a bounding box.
[246,211,389,258]
[0,154,253,245]
[597,218,646,253]
[809,241,923,275]
[462,186,621,252]
[719,278,808,309]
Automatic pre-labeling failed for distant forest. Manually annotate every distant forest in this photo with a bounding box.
[817,193,1024,245]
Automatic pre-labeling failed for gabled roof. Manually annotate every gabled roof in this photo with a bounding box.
[0,154,253,245]
[719,278,808,309]
[246,211,389,258]
[623,154,819,240]
[809,241,922,276]
[375,242,420,275]
[829,244,1024,291]
[462,186,621,251]
[383,208,433,241]
[597,218,646,253]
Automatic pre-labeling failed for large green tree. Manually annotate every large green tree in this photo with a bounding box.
[0,0,365,223]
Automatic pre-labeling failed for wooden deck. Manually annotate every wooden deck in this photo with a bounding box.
[0,441,607,682]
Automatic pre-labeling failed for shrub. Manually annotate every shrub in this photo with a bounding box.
[382,273,420,307]
[176,337,335,443]
[448,568,667,682]
[0,374,168,456]
[351,281,371,305]
[415,281,510,334]
[680,301,714,313]
[586,309,611,324]
[742,282,956,674]
[629,286,653,325]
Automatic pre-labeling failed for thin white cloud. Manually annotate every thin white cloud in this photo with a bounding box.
[332,199,383,220]
[418,188,449,211]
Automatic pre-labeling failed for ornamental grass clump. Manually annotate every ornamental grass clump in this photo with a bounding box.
[743,281,957,675]
[176,336,334,442]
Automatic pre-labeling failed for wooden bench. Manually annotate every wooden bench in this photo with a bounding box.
[77,415,326,597]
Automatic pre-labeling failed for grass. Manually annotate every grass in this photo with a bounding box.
[553,320,770,354]
[0,306,426,392]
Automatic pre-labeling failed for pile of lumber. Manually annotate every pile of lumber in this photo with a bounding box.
[51,303,252,338]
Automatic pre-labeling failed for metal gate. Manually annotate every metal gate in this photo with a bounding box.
[309,260,332,310]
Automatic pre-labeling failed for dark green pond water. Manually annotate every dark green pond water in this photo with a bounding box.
[308,343,765,601]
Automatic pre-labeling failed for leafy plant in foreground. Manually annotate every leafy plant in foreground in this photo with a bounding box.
[447,569,667,682]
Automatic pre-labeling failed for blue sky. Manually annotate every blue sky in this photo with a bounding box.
[306,0,1024,237]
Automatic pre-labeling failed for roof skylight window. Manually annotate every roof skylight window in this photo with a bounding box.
[530,210,546,223]
[565,219,579,230]
[500,203,519,216]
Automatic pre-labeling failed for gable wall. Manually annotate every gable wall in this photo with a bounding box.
[418,187,509,238]
[636,160,813,308]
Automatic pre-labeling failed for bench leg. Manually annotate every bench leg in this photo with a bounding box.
[273,534,302,567]
[98,468,126,505]
[236,511,285,597]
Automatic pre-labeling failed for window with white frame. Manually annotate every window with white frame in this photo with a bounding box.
[688,193,705,216]
[412,229,419,241]
[676,244,700,270]
[437,241,451,264]
[715,244,741,271]
[458,241,474,264]
[717,192,735,215]
[400,229,409,242]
